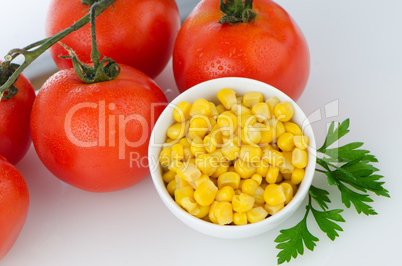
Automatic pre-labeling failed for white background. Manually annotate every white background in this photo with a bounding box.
[1,0,401,265]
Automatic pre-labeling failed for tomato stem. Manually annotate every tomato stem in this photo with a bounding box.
[81,0,102,6]
[61,3,120,83]
[218,0,257,25]
[0,0,117,98]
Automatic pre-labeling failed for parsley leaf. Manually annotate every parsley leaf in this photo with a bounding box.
[275,119,389,264]
[318,119,350,152]
[309,185,331,210]
[338,183,377,215]
[311,207,345,241]
[275,206,318,264]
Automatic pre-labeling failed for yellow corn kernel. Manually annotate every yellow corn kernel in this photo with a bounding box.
[194,179,218,206]
[191,174,209,188]
[175,174,190,190]
[261,143,275,153]
[217,111,238,137]
[246,207,268,223]
[209,117,217,129]
[188,115,210,139]
[216,104,227,114]
[232,193,255,213]
[274,102,295,122]
[292,148,308,168]
[234,159,256,179]
[195,154,218,176]
[215,186,236,202]
[253,123,273,145]
[279,151,295,175]
[183,146,193,161]
[162,138,176,148]
[171,143,185,161]
[251,173,263,185]
[211,127,224,145]
[262,149,285,168]
[266,166,280,184]
[242,179,259,196]
[189,98,212,117]
[176,161,202,183]
[168,159,184,173]
[294,135,309,150]
[239,144,261,163]
[159,147,173,168]
[270,119,286,141]
[291,168,305,185]
[173,101,192,122]
[217,88,237,110]
[277,132,295,152]
[162,170,176,183]
[179,137,191,147]
[214,201,233,225]
[255,160,269,177]
[264,184,286,206]
[217,172,241,189]
[189,204,210,219]
[264,202,284,216]
[209,102,219,117]
[166,179,176,196]
[239,114,257,129]
[208,150,226,168]
[233,212,248,225]
[210,161,230,178]
[280,182,294,204]
[203,134,217,153]
[167,122,186,140]
[209,201,219,224]
[265,96,280,115]
[174,186,194,207]
[181,197,198,213]
[284,122,302,136]
[252,102,271,122]
[221,138,240,161]
[231,104,252,116]
[253,186,266,205]
[243,92,263,108]
[242,125,262,145]
[190,136,206,157]
[237,96,243,104]
[282,180,297,195]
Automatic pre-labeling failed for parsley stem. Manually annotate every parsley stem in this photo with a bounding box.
[315,169,327,174]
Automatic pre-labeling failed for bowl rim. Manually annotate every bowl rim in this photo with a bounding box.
[148,77,316,238]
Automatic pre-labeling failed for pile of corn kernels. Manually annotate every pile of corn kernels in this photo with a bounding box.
[159,88,309,225]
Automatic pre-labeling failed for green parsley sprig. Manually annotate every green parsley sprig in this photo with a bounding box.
[275,119,390,264]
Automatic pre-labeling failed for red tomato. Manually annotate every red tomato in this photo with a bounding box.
[46,0,181,79]
[0,68,36,165]
[173,0,310,101]
[0,156,29,260]
[30,65,167,192]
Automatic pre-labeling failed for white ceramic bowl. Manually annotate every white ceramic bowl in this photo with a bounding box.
[148,77,316,239]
